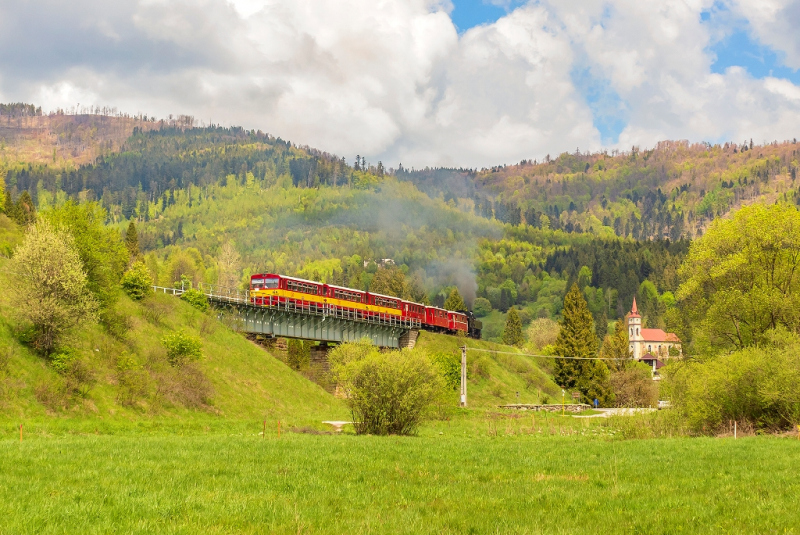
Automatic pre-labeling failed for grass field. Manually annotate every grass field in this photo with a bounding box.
[1,411,798,534]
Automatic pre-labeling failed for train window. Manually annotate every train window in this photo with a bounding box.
[287,280,319,295]
[375,297,400,309]
[251,278,265,289]
[264,278,279,289]
[334,289,362,302]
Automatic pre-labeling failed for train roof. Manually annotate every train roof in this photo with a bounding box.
[251,273,323,286]
[367,291,403,301]
[327,284,366,292]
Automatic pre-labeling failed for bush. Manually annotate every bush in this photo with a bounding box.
[50,347,80,375]
[328,340,444,435]
[526,318,560,352]
[121,261,153,300]
[162,331,203,367]
[432,351,461,390]
[664,330,800,433]
[471,355,491,379]
[472,297,492,317]
[115,353,149,407]
[286,339,310,370]
[181,289,209,312]
[610,362,659,408]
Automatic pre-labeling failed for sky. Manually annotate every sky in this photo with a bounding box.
[1,0,799,169]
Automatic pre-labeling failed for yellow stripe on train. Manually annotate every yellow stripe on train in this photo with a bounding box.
[251,289,403,316]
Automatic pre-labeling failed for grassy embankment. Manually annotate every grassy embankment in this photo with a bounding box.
[414,330,561,407]
[0,211,346,433]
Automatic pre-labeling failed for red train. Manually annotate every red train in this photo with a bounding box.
[249,273,481,338]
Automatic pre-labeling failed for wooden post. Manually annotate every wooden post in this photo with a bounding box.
[734,420,737,439]
[460,346,467,407]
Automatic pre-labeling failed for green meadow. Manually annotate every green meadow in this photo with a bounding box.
[1,416,798,534]
[1,284,797,533]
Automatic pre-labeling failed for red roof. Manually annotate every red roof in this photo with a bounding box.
[641,328,673,342]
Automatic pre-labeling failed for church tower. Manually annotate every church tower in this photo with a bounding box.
[628,297,643,359]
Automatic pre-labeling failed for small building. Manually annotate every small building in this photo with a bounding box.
[640,353,666,379]
[627,297,682,360]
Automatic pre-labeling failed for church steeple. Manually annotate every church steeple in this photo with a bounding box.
[630,297,640,318]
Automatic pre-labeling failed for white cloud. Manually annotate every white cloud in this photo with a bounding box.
[1,0,799,167]
[727,0,800,69]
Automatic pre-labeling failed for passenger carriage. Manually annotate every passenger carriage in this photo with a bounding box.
[249,273,479,338]
[425,306,449,331]
[447,311,469,333]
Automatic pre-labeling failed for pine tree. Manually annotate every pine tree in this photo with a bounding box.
[554,283,597,391]
[502,307,523,346]
[125,221,140,260]
[3,189,15,219]
[14,190,35,226]
[443,287,466,311]
[499,288,511,312]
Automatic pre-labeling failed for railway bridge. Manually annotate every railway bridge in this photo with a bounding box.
[153,285,419,349]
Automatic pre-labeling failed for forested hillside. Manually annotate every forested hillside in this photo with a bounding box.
[399,139,800,240]
[0,107,734,344]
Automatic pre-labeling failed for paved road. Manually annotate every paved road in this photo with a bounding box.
[574,408,658,418]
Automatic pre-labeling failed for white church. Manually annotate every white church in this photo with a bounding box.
[627,297,681,374]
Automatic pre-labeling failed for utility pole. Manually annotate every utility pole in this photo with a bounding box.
[460,346,467,407]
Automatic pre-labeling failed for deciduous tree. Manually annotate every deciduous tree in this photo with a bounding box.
[678,203,800,352]
[9,221,97,355]
[216,240,241,289]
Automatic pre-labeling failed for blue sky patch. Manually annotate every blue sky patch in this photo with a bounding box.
[449,0,522,32]
[571,67,628,145]
[710,29,800,84]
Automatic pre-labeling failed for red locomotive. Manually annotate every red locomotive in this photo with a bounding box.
[249,273,481,339]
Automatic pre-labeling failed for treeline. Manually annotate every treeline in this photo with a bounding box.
[2,125,378,223]
[399,140,800,239]
[0,103,42,117]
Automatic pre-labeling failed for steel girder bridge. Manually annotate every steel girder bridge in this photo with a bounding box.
[153,285,419,349]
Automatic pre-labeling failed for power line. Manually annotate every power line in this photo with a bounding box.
[465,347,642,361]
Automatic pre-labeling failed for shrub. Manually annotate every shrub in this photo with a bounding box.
[162,331,202,367]
[328,340,444,435]
[664,330,800,433]
[115,353,149,407]
[432,351,461,390]
[181,289,209,312]
[526,318,560,352]
[610,362,659,408]
[286,339,310,370]
[472,297,492,317]
[50,347,80,375]
[121,261,153,300]
[471,355,491,379]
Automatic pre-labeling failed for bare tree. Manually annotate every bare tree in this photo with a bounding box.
[217,241,242,290]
